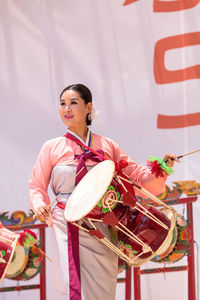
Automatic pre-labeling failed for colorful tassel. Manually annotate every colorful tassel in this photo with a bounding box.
[18,229,38,249]
[147,156,174,178]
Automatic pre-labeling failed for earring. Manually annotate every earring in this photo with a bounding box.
[88,112,91,122]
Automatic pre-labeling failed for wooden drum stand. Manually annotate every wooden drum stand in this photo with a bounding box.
[0,211,47,300]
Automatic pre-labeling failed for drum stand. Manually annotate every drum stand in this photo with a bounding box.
[0,212,47,300]
[118,195,197,300]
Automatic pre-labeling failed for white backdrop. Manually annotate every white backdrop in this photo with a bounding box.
[0,1,200,299]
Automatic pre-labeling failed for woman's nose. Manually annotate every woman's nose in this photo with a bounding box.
[64,104,71,111]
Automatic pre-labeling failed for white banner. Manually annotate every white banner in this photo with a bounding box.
[0,1,200,299]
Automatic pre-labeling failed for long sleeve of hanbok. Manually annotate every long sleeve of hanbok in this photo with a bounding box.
[108,139,167,197]
[29,141,53,212]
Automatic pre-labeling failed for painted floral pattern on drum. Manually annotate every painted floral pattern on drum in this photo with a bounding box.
[152,215,190,263]
[33,257,40,268]
[119,240,138,255]
[25,267,38,277]
[97,186,119,213]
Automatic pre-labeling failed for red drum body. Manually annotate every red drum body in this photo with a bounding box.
[0,224,41,283]
[86,177,129,222]
[0,224,18,284]
[5,244,42,281]
[0,242,14,280]
[119,206,171,259]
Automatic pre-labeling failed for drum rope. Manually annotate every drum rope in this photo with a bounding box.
[117,174,172,210]
[71,221,90,233]
[87,219,97,230]
[84,216,152,265]
[116,175,170,230]
[116,224,152,252]
[86,218,103,223]
[116,175,128,193]
[87,217,153,254]
[73,219,132,262]
[98,196,153,251]
[101,239,131,261]
[1,236,17,244]
[135,204,169,230]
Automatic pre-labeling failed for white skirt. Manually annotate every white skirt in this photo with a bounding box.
[50,205,118,300]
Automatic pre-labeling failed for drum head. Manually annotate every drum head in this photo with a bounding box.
[6,245,29,279]
[64,160,115,222]
[0,235,18,284]
[152,207,177,257]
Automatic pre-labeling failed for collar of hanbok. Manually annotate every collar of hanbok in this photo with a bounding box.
[67,128,92,148]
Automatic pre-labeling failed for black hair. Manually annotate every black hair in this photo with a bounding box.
[60,84,92,125]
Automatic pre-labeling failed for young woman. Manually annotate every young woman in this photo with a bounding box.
[29,84,175,300]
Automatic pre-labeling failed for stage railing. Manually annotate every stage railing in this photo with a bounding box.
[0,212,47,300]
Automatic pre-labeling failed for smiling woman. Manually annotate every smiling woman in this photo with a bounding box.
[29,83,176,300]
[59,85,93,141]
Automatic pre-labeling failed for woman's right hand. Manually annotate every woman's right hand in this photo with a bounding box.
[34,204,50,221]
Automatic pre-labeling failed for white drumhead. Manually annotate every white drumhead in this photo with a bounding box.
[64,160,115,222]
[0,234,18,284]
[6,245,28,278]
[154,207,177,256]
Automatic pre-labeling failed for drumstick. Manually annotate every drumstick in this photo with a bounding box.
[47,166,85,209]
[165,148,200,162]
[33,167,84,220]
[177,148,200,159]
[35,245,52,262]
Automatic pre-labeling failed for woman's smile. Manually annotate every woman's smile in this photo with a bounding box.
[59,89,92,140]
[64,115,73,119]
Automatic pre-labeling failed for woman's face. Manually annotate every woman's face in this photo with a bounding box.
[59,89,92,131]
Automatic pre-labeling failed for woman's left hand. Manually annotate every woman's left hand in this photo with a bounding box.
[163,154,179,167]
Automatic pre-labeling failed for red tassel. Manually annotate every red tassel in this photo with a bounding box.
[18,229,38,246]
[115,160,137,204]
[147,160,164,178]
[115,160,128,173]
[18,232,27,246]
[24,229,37,240]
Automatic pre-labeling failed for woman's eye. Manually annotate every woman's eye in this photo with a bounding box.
[60,102,65,106]
[71,101,77,105]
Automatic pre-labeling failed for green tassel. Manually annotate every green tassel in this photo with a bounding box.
[148,156,174,175]
[24,233,37,248]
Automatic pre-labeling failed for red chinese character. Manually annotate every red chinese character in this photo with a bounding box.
[123,0,138,6]
[154,32,200,84]
[154,0,200,12]
[157,112,200,129]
